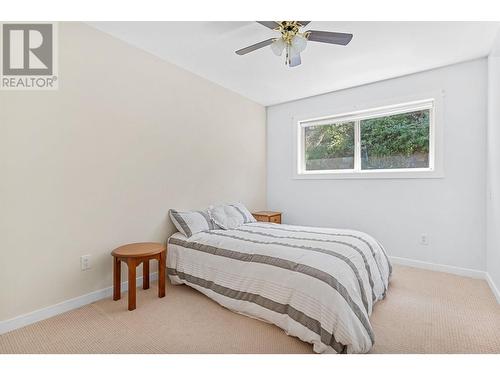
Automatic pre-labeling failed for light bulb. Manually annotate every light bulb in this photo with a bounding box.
[291,34,307,54]
[271,38,286,56]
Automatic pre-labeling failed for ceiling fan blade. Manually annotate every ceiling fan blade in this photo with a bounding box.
[297,21,311,27]
[235,38,275,55]
[289,54,301,67]
[256,21,281,30]
[306,30,353,46]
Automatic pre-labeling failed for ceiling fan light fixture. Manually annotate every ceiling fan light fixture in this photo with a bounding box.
[270,38,286,56]
[291,34,307,54]
[235,21,353,68]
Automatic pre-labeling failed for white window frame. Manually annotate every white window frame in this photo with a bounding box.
[293,97,444,180]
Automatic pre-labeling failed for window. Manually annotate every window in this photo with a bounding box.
[297,99,437,178]
[304,121,355,171]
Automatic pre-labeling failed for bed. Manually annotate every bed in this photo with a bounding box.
[167,221,391,354]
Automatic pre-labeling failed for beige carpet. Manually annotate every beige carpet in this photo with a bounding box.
[1,264,499,354]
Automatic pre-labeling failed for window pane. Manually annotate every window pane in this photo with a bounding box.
[360,109,430,170]
[304,122,355,171]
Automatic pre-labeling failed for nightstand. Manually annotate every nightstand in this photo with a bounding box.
[252,211,282,224]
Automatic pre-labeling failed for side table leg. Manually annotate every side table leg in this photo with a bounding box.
[113,257,121,301]
[127,258,137,311]
[158,250,166,298]
[143,259,150,290]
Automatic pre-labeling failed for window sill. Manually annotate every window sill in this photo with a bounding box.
[293,169,444,180]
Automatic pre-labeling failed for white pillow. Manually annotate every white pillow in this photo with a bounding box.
[169,209,217,237]
[208,203,256,230]
[231,202,257,224]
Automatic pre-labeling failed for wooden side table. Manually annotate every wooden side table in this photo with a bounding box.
[111,242,166,311]
[252,211,282,224]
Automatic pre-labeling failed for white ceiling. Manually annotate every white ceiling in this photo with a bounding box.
[89,22,500,106]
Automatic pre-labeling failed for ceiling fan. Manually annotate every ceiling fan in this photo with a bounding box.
[235,21,353,68]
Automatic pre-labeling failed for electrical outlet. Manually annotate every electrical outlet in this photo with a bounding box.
[420,234,429,246]
[80,255,92,271]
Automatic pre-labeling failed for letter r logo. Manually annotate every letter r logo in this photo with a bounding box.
[2,24,53,75]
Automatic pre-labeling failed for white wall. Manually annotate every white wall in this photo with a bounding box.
[267,59,487,271]
[487,37,500,295]
[0,22,266,321]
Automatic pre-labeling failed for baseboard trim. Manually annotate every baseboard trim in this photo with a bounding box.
[2,256,499,335]
[485,273,500,304]
[389,256,486,279]
[390,256,500,304]
[0,272,158,335]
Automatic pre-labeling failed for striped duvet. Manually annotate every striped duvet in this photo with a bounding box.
[167,222,391,353]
